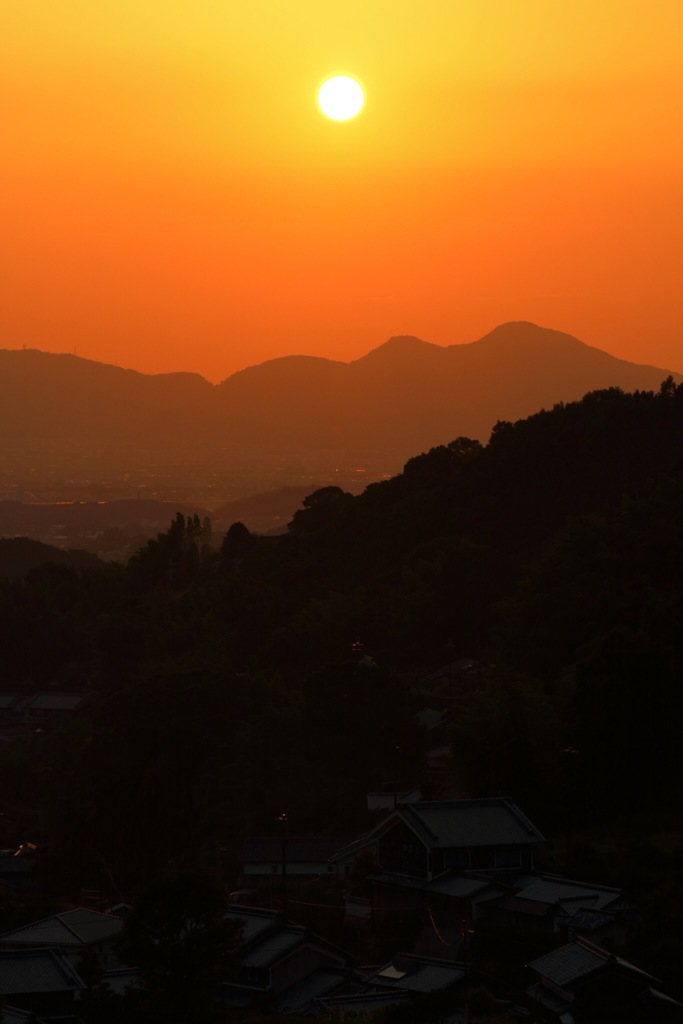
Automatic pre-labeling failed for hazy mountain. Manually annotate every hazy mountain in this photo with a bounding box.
[1,324,679,483]
[0,348,212,443]
[212,485,325,534]
[0,536,101,578]
[213,321,681,460]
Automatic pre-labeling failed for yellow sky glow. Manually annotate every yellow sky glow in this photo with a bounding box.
[1,1,681,380]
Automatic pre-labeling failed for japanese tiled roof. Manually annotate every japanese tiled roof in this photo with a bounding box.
[515,875,622,911]
[1,1007,34,1024]
[23,692,88,711]
[0,908,122,947]
[425,872,496,898]
[0,694,24,710]
[398,798,544,848]
[271,966,349,1013]
[227,906,349,971]
[0,947,84,995]
[529,938,657,988]
[368,954,466,994]
[496,895,555,917]
[529,941,606,986]
[526,981,573,1014]
[318,989,410,1013]
[332,798,544,862]
[240,927,304,968]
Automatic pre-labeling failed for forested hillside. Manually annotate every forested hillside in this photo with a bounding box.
[0,380,681,989]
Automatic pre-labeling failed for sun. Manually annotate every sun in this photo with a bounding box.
[318,76,364,121]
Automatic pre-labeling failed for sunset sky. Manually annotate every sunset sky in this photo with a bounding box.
[2,1,682,382]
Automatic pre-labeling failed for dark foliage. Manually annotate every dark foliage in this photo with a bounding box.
[0,380,681,995]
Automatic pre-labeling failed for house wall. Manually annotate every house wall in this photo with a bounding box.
[377,822,429,879]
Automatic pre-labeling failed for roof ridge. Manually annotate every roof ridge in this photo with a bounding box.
[539,873,622,892]
[399,804,440,842]
[56,912,89,943]
[575,936,610,960]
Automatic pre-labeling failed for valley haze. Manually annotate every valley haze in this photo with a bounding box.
[0,322,679,520]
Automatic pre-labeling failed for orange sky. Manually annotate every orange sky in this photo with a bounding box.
[2,1,682,382]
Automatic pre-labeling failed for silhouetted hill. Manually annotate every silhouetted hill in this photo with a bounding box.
[212,485,326,534]
[338,322,681,452]
[1,326,679,481]
[0,349,212,443]
[0,536,101,578]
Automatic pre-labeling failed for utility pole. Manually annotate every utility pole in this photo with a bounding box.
[276,812,288,915]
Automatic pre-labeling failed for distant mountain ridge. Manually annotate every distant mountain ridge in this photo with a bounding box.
[0,324,679,476]
[215,321,681,456]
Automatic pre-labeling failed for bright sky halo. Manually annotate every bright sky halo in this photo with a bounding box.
[318,75,364,121]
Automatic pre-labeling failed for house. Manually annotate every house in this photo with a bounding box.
[270,965,353,1015]
[364,951,467,994]
[331,798,544,957]
[290,952,468,1018]
[0,947,85,1018]
[219,905,353,1009]
[0,908,125,970]
[239,836,352,885]
[332,798,545,881]
[485,874,633,948]
[21,692,91,725]
[526,936,683,1022]
[0,1007,35,1024]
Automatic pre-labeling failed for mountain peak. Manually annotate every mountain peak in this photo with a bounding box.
[351,334,438,366]
[478,321,582,345]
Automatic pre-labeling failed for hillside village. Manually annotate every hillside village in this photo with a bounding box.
[1,786,681,1022]
[0,382,682,1022]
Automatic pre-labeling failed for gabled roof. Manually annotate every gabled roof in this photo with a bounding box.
[332,798,543,862]
[424,872,496,899]
[399,799,544,848]
[0,908,122,948]
[0,948,85,996]
[366,953,466,993]
[496,896,555,918]
[318,989,411,1013]
[226,905,351,971]
[529,937,658,988]
[1,1007,34,1024]
[241,927,304,968]
[271,966,349,1013]
[23,692,89,712]
[0,693,25,711]
[514,875,623,912]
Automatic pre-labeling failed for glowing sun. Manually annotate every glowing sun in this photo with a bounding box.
[318,75,364,121]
